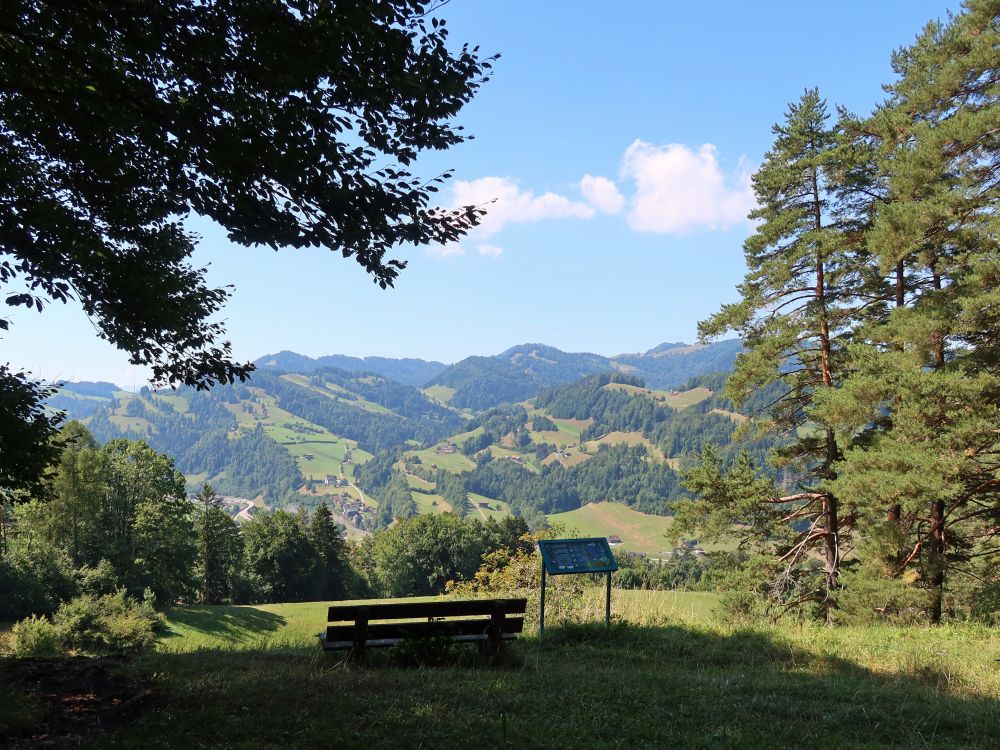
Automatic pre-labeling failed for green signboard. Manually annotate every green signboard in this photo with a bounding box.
[537,538,618,636]
[539,538,618,575]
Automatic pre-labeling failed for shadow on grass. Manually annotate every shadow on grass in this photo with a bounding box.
[159,606,286,642]
[82,622,1000,749]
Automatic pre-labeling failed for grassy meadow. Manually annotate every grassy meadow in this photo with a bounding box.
[549,502,678,556]
[8,589,1000,748]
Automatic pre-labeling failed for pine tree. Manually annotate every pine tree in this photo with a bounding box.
[823,1,1000,622]
[699,89,862,616]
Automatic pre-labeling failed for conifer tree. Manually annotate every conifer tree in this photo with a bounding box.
[699,89,861,615]
[821,0,1000,622]
[196,483,242,604]
[310,503,348,600]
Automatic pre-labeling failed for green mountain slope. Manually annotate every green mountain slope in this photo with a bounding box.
[426,339,741,409]
[358,370,781,530]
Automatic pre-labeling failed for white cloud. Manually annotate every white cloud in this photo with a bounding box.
[477,244,504,257]
[620,140,755,234]
[450,176,595,237]
[580,174,625,214]
[425,242,466,258]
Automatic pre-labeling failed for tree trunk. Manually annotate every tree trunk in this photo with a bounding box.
[928,261,946,622]
[887,262,905,526]
[822,492,840,591]
[812,165,840,614]
[929,499,946,623]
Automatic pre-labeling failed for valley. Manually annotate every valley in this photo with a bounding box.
[47,338,769,549]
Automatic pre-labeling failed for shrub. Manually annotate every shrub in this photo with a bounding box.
[836,563,931,626]
[10,615,61,657]
[52,590,164,653]
[76,559,121,597]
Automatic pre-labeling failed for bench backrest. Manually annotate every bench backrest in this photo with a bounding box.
[327,598,527,623]
[324,598,528,646]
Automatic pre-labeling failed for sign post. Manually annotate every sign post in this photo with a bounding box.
[537,537,618,637]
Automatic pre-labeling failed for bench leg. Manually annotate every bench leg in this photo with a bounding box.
[486,604,506,656]
[350,617,368,663]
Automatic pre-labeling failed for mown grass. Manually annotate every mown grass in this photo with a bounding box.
[579,430,667,460]
[37,589,998,748]
[421,384,457,404]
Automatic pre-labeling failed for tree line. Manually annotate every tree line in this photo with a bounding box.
[1,423,533,622]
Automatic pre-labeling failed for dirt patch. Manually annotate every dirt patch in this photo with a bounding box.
[0,656,154,749]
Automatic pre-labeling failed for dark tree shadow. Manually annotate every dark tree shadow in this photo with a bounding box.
[41,622,1000,749]
[159,606,286,642]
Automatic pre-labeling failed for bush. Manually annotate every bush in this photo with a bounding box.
[52,590,164,653]
[76,559,121,597]
[10,615,61,657]
[836,563,931,626]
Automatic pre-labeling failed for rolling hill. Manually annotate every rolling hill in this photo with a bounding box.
[47,338,762,539]
[254,351,447,387]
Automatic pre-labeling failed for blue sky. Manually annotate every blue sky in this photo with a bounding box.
[5,0,959,387]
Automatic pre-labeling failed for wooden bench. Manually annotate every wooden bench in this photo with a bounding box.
[320,598,528,659]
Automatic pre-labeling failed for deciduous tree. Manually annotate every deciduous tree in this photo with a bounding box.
[0,0,494,493]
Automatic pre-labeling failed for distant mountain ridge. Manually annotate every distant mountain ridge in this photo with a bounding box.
[47,338,747,525]
[255,351,448,387]
[427,339,742,409]
[257,339,741,410]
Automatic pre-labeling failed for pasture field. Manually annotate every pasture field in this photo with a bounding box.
[549,502,678,556]
[663,386,712,409]
[107,415,151,435]
[710,407,748,424]
[9,591,1000,748]
[549,502,736,555]
[155,591,718,653]
[404,473,436,491]
[153,393,190,413]
[579,430,666,460]
[218,390,373,489]
[469,492,512,520]
[527,416,587,447]
[413,491,451,514]
[602,383,712,411]
[280,373,396,416]
[287,436,372,483]
[485,445,543,473]
[421,384,457,404]
[541,450,593,468]
[406,446,476,473]
[549,416,592,438]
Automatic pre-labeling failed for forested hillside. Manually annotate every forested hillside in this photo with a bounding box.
[255,351,448,387]
[72,368,466,508]
[354,371,783,529]
[426,338,741,409]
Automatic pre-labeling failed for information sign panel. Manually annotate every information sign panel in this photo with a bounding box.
[538,538,618,575]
